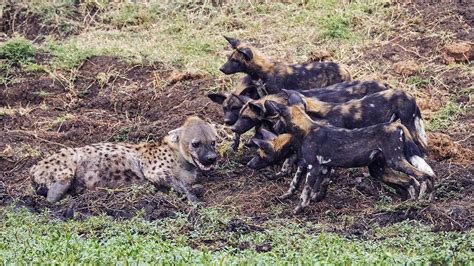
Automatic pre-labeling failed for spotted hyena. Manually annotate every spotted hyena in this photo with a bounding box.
[30,116,218,203]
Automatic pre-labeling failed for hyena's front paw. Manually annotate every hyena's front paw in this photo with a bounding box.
[191,184,204,197]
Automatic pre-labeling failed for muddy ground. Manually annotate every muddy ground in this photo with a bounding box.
[0,0,473,236]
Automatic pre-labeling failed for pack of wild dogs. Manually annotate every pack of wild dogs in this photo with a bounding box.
[30,37,435,214]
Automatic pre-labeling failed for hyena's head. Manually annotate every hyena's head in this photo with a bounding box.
[207,86,259,126]
[247,131,294,170]
[265,95,312,135]
[220,36,273,76]
[168,116,218,172]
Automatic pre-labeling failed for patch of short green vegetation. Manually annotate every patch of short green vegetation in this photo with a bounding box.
[30,0,82,36]
[113,126,135,142]
[0,36,36,66]
[320,14,352,39]
[428,100,465,131]
[0,207,472,264]
[407,75,431,88]
[34,0,391,75]
[102,3,161,29]
[42,39,95,70]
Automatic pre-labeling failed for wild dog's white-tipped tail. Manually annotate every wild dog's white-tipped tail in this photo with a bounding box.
[409,155,435,177]
[415,116,428,148]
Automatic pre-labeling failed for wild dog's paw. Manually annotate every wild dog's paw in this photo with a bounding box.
[278,192,294,201]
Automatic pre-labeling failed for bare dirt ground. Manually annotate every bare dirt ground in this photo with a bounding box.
[1,0,472,236]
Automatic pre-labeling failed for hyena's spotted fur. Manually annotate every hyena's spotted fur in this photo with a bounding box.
[30,116,218,203]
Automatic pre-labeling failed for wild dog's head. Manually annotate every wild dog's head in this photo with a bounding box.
[167,116,218,172]
[247,129,294,170]
[265,93,312,135]
[231,94,282,134]
[220,36,273,76]
[207,86,259,126]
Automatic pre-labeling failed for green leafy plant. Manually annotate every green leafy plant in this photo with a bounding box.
[0,36,36,66]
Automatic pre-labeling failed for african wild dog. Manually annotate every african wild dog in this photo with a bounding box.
[278,89,428,155]
[220,36,351,94]
[30,116,218,203]
[207,75,259,150]
[264,100,435,213]
[230,81,390,136]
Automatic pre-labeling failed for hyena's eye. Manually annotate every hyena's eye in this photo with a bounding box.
[210,141,216,146]
[192,140,201,148]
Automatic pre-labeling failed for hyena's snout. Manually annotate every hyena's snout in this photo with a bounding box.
[202,151,218,165]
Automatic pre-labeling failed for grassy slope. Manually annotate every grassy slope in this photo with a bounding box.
[1,0,473,263]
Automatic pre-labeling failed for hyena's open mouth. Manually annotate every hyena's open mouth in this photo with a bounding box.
[191,156,213,172]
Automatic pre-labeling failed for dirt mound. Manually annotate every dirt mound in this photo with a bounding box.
[428,132,473,164]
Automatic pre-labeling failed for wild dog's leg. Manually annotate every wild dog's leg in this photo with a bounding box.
[310,166,331,202]
[276,153,297,178]
[279,148,306,199]
[294,164,320,214]
[278,162,306,200]
[47,179,72,203]
[231,133,240,151]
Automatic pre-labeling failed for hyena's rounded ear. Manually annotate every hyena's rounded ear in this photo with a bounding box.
[207,92,227,104]
[224,36,241,48]
[237,47,253,61]
[167,127,183,143]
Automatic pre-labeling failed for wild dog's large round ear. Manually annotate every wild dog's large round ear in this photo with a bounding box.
[265,100,281,115]
[237,47,253,61]
[265,100,290,117]
[248,102,265,117]
[167,127,183,143]
[258,128,277,140]
[281,89,291,98]
[240,85,260,99]
[251,138,272,151]
[207,92,227,104]
[223,36,241,48]
[231,93,252,104]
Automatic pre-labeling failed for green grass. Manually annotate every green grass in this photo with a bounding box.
[20,0,390,76]
[0,36,36,66]
[0,207,472,264]
[428,100,465,131]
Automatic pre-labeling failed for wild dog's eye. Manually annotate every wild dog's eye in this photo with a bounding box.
[210,141,216,146]
[192,140,201,148]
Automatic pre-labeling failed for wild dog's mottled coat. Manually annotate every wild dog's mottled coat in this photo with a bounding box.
[220,36,351,93]
[264,101,435,213]
[282,89,428,154]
